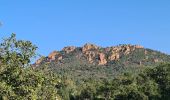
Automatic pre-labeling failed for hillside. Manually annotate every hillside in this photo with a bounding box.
[1,34,170,99]
[35,43,170,80]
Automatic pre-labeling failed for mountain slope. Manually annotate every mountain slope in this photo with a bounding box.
[35,44,170,80]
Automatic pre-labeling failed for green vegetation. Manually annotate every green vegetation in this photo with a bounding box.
[54,63,170,100]
[0,34,60,100]
[0,34,170,100]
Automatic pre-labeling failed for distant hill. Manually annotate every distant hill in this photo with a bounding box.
[35,43,170,80]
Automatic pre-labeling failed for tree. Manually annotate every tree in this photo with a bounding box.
[97,72,160,100]
[146,63,170,99]
[0,33,61,100]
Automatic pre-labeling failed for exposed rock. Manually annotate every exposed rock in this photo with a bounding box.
[48,51,59,61]
[124,46,131,55]
[36,44,145,65]
[98,53,107,65]
[109,52,120,61]
[135,45,144,49]
[84,51,96,63]
[35,57,44,65]
[57,56,63,60]
[112,46,122,53]
[82,43,99,52]
[63,46,76,54]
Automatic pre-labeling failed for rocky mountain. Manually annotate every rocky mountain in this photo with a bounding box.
[35,43,170,80]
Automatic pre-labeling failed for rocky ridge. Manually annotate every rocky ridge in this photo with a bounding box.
[34,43,170,81]
[35,43,145,65]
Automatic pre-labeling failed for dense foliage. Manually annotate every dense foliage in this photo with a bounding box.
[0,34,61,100]
[0,34,170,100]
[55,63,170,100]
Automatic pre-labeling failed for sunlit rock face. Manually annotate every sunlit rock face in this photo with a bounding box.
[48,51,59,61]
[98,53,107,65]
[35,44,145,66]
[82,43,99,52]
[62,46,76,54]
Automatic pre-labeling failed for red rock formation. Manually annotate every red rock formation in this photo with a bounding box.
[82,43,99,52]
[63,46,76,53]
[124,46,131,55]
[98,53,107,65]
[48,51,59,61]
[84,51,96,63]
[36,44,145,65]
[108,52,120,61]
[135,45,144,49]
[57,56,63,60]
[35,57,44,65]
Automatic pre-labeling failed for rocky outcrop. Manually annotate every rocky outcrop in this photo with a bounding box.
[57,56,63,60]
[48,51,59,61]
[84,52,107,65]
[108,45,143,61]
[98,53,107,65]
[63,46,76,54]
[108,52,120,61]
[35,57,44,65]
[108,46,121,61]
[48,51,63,62]
[82,44,100,64]
[82,43,99,52]
[84,51,96,63]
[124,46,131,55]
[35,44,145,66]
[134,45,144,49]
[82,44,144,64]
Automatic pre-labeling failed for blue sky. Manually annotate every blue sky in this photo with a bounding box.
[0,0,170,56]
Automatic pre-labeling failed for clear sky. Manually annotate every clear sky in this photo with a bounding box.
[0,0,170,56]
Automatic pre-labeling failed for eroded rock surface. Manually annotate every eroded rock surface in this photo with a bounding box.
[63,46,76,54]
[48,51,59,61]
[35,44,144,66]
[98,53,107,65]
[82,43,99,52]
[84,51,96,63]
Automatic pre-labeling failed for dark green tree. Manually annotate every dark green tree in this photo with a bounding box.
[146,63,170,99]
